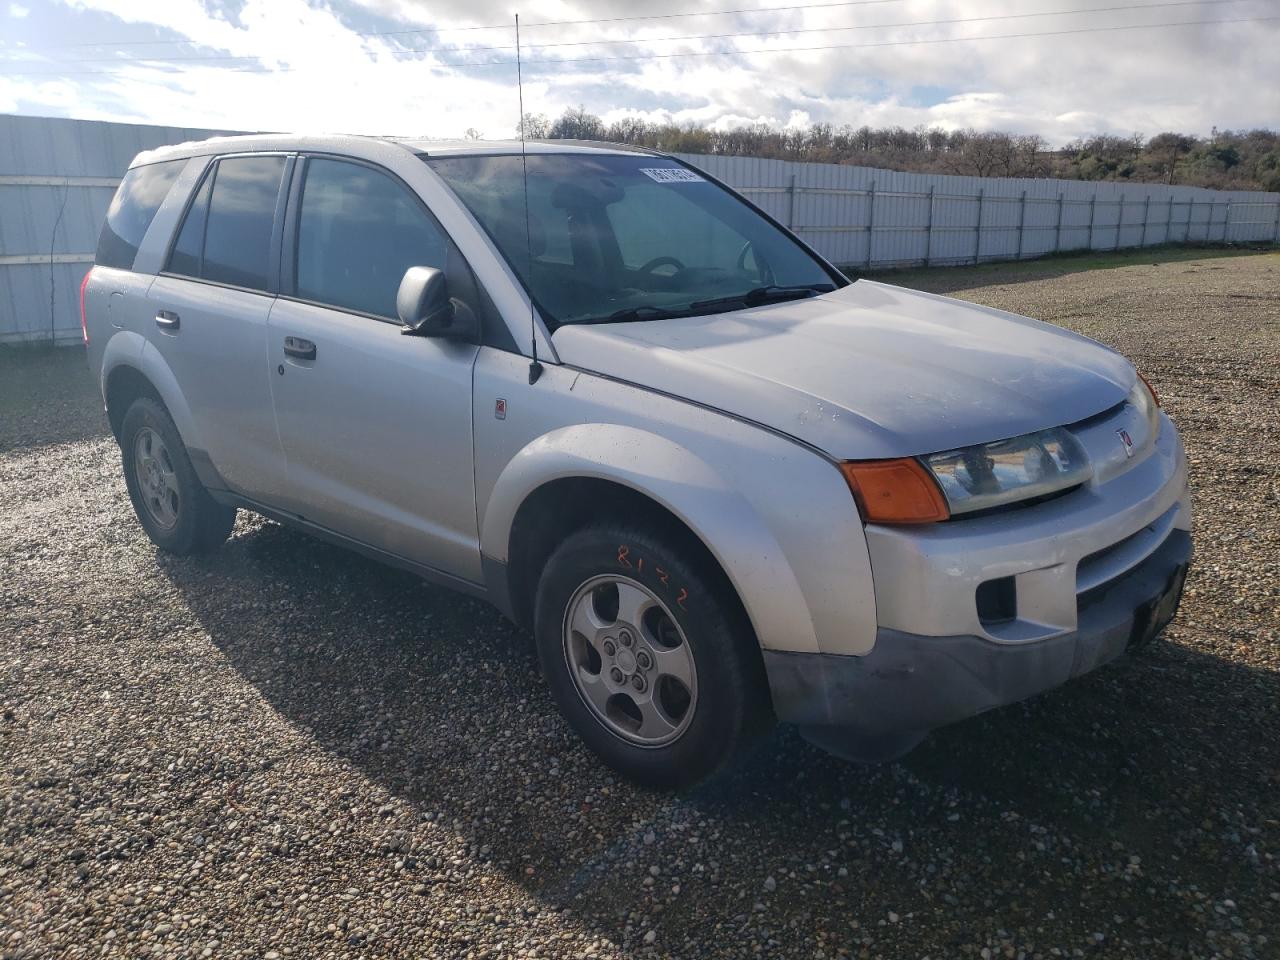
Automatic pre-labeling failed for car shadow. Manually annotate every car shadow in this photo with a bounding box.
[158,516,1277,950]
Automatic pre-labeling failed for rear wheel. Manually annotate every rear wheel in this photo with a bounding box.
[534,523,770,788]
[120,398,235,554]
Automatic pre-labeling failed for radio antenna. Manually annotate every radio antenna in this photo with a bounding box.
[515,13,543,385]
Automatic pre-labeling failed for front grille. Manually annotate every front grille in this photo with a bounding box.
[1079,525,1146,574]
[1076,504,1179,598]
[1068,399,1127,431]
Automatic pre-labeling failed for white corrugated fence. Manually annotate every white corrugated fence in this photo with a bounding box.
[2,114,1277,345]
[675,153,1280,269]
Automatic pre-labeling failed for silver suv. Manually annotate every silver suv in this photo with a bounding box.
[83,135,1192,787]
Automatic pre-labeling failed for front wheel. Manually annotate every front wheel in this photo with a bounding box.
[534,523,771,788]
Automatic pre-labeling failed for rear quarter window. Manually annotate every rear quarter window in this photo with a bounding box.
[95,158,186,270]
[166,169,212,279]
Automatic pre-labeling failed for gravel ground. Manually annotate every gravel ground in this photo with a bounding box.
[2,249,1278,960]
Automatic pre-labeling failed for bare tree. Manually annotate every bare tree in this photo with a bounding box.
[516,105,1277,190]
[1144,132,1196,183]
[605,116,654,144]
[549,106,604,140]
[516,112,550,139]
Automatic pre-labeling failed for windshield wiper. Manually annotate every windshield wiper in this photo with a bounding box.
[560,304,689,326]
[559,284,835,327]
[689,283,834,313]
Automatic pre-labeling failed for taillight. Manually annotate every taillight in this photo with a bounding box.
[79,269,92,345]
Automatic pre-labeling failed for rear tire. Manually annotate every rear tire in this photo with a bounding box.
[120,397,235,555]
[534,522,771,788]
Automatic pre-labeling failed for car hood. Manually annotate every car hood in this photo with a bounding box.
[551,280,1135,460]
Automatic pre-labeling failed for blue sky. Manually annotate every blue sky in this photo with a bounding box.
[1,0,1276,144]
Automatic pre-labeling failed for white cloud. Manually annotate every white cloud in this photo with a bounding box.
[8,2,31,17]
[1,0,1276,144]
[783,109,811,130]
[707,113,780,132]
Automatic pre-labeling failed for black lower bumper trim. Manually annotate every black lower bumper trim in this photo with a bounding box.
[764,528,1192,739]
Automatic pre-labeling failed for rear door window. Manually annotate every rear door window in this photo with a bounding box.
[293,157,448,319]
[201,156,286,291]
[95,159,186,270]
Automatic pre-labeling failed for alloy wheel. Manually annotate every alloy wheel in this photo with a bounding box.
[133,426,180,530]
[562,575,698,747]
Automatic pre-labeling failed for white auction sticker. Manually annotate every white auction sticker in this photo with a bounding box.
[639,168,706,183]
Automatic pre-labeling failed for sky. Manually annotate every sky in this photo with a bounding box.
[0,0,1277,146]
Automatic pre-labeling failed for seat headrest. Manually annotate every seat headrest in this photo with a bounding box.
[551,178,624,209]
[492,206,546,259]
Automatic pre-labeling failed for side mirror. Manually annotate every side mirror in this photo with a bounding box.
[396,266,476,340]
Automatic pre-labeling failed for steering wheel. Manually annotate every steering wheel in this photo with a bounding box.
[736,241,775,284]
[638,256,686,275]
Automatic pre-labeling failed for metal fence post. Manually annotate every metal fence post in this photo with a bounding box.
[786,174,797,230]
[974,187,985,265]
[924,185,935,267]
[1015,190,1027,260]
[1140,195,1151,247]
[1087,192,1097,250]
[865,179,876,270]
[1165,196,1174,244]
[1054,191,1064,253]
[1273,199,1280,244]
[1116,193,1125,250]
[1224,200,1232,243]
[1186,200,1194,243]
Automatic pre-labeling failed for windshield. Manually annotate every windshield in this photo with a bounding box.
[425,153,840,329]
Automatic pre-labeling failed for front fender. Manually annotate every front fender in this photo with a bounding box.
[480,423,823,654]
[101,330,203,452]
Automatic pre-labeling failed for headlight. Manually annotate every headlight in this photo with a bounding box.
[924,427,1092,516]
[1129,376,1161,442]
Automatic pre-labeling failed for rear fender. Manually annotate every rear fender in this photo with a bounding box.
[101,330,203,452]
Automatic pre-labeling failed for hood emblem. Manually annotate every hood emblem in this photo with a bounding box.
[1116,428,1135,458]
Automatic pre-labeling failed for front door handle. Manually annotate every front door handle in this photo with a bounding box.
[155,310,180,331]
[283,336,316,361]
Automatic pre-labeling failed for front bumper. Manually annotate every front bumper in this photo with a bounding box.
[764,527,1191,741]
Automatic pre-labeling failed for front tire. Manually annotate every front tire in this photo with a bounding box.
[119,397,235,555]
[534,522,770,788]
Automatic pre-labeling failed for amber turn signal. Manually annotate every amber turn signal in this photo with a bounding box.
[840,458,950,524]
[1137,370,1161,407]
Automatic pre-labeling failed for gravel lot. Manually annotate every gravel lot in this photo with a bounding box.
[2,248,1278,960]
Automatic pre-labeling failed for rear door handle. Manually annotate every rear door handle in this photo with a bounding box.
[155,310,180,331]
[283,336,316,361]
